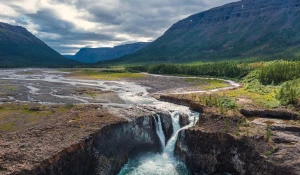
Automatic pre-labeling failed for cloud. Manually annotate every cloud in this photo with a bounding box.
[0,0,236,54]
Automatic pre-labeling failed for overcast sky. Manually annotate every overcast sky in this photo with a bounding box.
[0,0,236,54]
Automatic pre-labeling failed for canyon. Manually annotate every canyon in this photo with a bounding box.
[0,69,299,175]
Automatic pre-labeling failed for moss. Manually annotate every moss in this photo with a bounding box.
[0,166,6,171]
[68,69,145,80]
[64,104,75,109]
[0,122,16,131]
[184,78,228,90]
[265,150,273,156]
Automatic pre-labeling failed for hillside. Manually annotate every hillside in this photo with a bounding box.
[0,22,75,68]
[111,0,300,64]
[69,42,150,63]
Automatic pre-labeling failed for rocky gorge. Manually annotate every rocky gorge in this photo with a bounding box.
[159,95,300,175]
[1,69,300,175]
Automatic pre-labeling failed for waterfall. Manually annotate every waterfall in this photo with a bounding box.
[163,112,199,157]
[118,111,199,175]
[154,114,166,149]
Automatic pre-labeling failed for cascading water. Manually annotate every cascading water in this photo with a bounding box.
[118,111,199,175]
[0,69,239,174]
[154,114,166,149]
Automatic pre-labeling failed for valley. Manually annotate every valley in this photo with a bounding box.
[0,67,299,175]
[1,0,300,174]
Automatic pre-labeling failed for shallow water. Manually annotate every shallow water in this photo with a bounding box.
[0,69,201,174]
[118,112,199,175]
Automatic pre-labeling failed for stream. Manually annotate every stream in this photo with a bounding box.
[0,69,238,175]
[118,112,199,175]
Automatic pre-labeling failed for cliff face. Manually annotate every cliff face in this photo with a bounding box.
[115,0,300,63]
[175,112,300,175]
[70,42,150,63]
[0,105,173,175]
[0,22,75,68]
[14,114,172,175]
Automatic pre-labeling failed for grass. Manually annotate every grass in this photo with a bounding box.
[265,150,273,156]
[216,87,280,108]
[172,69,281,109]
[184,78,229,90]
[0,104,69,132]
[0,122,15,132]
[66,69,146,80]
[216,70,280,108]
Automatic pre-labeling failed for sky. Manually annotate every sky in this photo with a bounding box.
[0,0,236,55]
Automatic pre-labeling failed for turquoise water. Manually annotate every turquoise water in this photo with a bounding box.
[118,112,198,175]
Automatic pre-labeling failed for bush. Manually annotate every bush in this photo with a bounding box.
[147,62,251,78]
[259,61,300,85]
[277,79,300,105]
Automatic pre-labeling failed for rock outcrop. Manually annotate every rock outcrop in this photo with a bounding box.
[175,112,300,175]
[0,105,172,175]
[240,108,300,120]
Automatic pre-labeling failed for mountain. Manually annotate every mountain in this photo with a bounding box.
[68,42,150,63]
[0,22,75,68]
[112,0,300,64]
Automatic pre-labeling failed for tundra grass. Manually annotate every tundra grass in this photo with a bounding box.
[0,104,72,132]
[66,69,145,80]
[175,70,281,109]
[184,78,229,90]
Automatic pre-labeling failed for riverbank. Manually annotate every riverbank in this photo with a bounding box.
[0,103,174,175]
[1,68,299,175]
[0,69,198,175]
[158,93,300,174]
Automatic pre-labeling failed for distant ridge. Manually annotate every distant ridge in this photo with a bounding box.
[0,22,76,68]
[111,0,300,64]
[68,42,150,63]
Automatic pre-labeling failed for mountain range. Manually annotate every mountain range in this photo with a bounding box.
[110,0,300,64]
[0,22,76,68]
[67,42,150,63]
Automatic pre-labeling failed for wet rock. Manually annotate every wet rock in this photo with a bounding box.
[160,113,173,142]
[179,113,190,127]
[175,113,300,175]
[159,95,204,113]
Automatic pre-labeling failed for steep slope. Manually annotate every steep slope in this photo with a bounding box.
[113,0,300,64]
[0,22,75,68]
[69,42,150,63]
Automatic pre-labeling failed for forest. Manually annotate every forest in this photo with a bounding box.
[126,61,300,107]
[126,62,251,79]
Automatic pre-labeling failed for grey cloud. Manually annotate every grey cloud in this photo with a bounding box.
[0,0,237,54]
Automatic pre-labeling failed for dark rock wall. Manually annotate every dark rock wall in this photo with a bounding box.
[160,113,174,144]
[18,113,172,175]
[175,129,296,175]
[240,108,300,120]
[179,113,190,128]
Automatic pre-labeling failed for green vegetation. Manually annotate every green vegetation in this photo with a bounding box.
[102,0,300,65]
[184,78,228,90]
[169,60,300,109]
[67,69,145,80]
[277,79,300,105]
[0,22,77,68]
[265,124,272,142]
[265,150,273,156]
[259,61,300,85]
[127,62,250,79]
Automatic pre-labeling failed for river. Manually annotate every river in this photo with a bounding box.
[0,69,239,175]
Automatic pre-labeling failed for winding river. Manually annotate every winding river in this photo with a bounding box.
[0,69,240,175]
